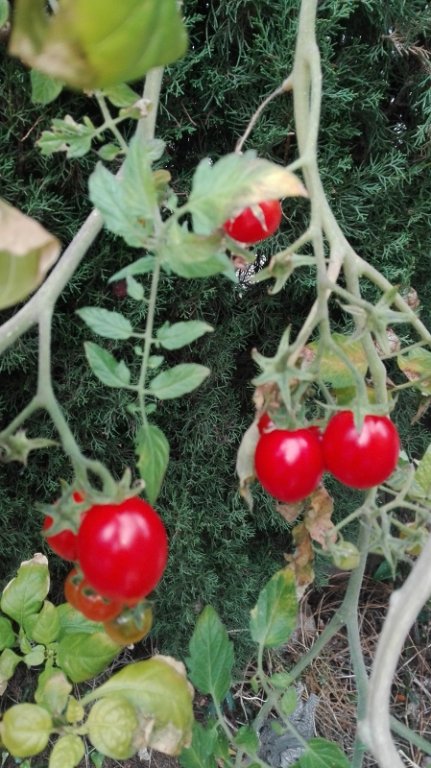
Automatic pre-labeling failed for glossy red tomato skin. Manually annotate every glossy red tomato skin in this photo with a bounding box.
[76,498,168,603]
[43,491,85,561]
[254,428,324,503]
[64,569,122,622]
[223,200,282,244]
[257,412,274,434]
[322,411,400,489]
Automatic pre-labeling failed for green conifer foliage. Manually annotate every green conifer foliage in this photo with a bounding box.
[0,1,430,659]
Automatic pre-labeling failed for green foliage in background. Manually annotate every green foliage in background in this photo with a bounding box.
[0,0,430,662]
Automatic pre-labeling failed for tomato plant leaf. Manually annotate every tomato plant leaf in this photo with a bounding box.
[89,138,159,247]
[23,645,45,667]
[187,605,234,703]
[0,649,22,695]
[0,703,53,758]
[0,0,9,27]
[397,348,431,395]
[126,275,144,300]
[56,632,120,683]
[49,734,85,768]
[0,200,60,309]
[414,444,431,496]
[250,569,298,648]
[37,115,95,158]
[293,738,350,768]
[102,83,140,108]
[98,143,123,162]
[236,420,260,511]
[23,601,60,645]
[157,321,214,350]
[83,657,194,756]
[188,151,306,234]
[56,603,104,636]
[136,423,170,504]
[179,722,218,768]
[35,667,72,718]
[109,255,156,282]
[10,0,188,90]
[84,342,132,389]
[0,617,15,651]
[1,555,50,624]
[87,696,138,760]
[149,364,210,400]
[77,308,133,340]
[306,333,368,388]
[161,223,232,279]
[234,725,259,753]
[30,69,63,104]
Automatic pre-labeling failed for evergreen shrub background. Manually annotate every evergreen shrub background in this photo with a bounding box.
[0,0,430,661]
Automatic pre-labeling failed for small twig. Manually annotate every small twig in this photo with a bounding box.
[235,76,293,154]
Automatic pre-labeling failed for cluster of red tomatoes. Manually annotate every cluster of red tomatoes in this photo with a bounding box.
[43,496,168,644]
[255,410,400,503]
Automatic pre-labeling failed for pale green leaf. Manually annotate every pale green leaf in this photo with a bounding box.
[157,321,214,351]
[294,738,350,768]
[1,555,50,624]
[161,223,231,278]
[49,735,84,768]
[37,115,94,158]
[179,723,218,768]
[136,424,170,504]
[0,704,52,758]
[56,632,120,683]
[187,606,234,702]
[126,275,144,300]
[10,0,188,90]
[77,307,133,340]
[109,255,155,282]
[0,0,10,27]
[0,199,60,309]
[84,342,131,388]
[88,696,138,759]
[250,569,298,648]
[102,83,140,108]
[35,667,72,717]
[23,601,60,645]
[0,616,15,650]
[307,333,368,389]
[415,444,431,496]
[30,69,63,104]
[149,364,210,400]
[398,348,431,395]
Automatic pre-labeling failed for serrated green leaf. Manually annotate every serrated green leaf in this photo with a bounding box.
[234,725,259,753]
[0,0,10,27]
[250,569,298,648]
[102,83,140,108]
[136,424,170,504]
[0,199,60,309]
[83,656,194,756]
[188,151,306,234]
[49,734,84,768]
[294,738,350,768]
[10,0,188,90]
[149,364,210,400]
[414,444,431,496]
[398,348,431,395]
[77,307,133,340]
[88,696,138,759]
[89,137,159,248]
[30,70,63,104]
[109,255,156,282]
[179,722,218,768]
[56,632,120,683]
[37,116,94,158]
[157,321,214,351]
[84,342,132,388]
[187,606,234,702]
[161,223,231,278]
[0,703,52,758]
[1,556,50,624]
[0,616,15,650]
[307,333,368,388]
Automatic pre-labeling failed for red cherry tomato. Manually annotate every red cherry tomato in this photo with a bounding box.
[322,411,400,489]
[76,497,168,603]
[223,200,282,244]
[254,428,324,503]
[103,602,153,645]
[64,569,122,622]
[43,491,85,561]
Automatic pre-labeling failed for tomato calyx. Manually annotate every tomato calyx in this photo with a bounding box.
[42,490,86,561]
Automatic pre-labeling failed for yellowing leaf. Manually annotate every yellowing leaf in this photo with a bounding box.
[304,487,336,549]
[0,200,60,309]
[10,0,188,90]
[398,348,431,395]
[305,333,368,389]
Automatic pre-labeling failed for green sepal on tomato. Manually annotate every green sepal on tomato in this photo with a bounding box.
[103,602,154,645]
[223,200,282,244]
[43,490,85,561]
